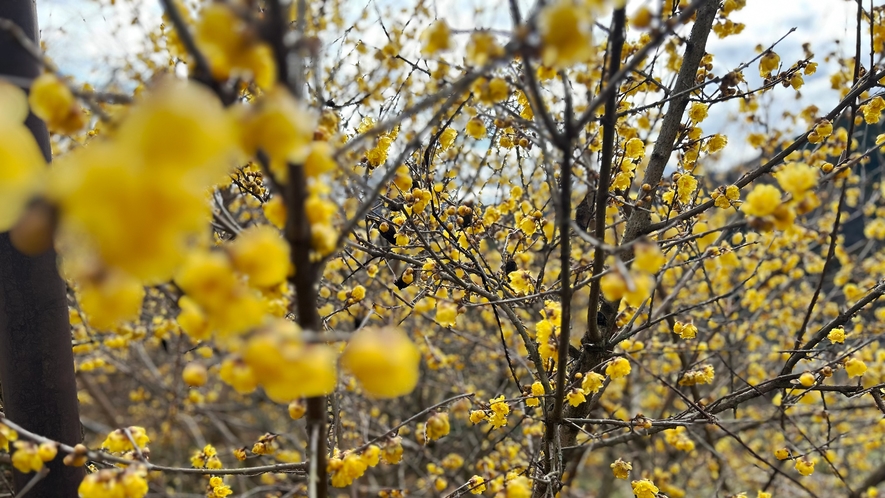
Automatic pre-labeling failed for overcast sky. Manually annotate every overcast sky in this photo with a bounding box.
[34,0,882,166]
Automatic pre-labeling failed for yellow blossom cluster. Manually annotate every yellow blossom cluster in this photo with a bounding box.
[10,440,57,473]
[663,426,695,452]
[101,426,150,454]
[237,319,336,402]
[677,364,715,386]
[328,445,382,487]
[78,466,149,498]
[28,73,86,134]
[341,326,422,398]
[191,444,223,469]
[195,2,276,87]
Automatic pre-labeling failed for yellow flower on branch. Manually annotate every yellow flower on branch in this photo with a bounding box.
[28,73,85,134]
[539,0,594,68]
[341,327,421,398]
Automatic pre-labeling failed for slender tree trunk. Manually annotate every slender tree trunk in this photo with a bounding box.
[0,1,85,495]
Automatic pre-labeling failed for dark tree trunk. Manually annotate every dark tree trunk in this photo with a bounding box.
[0,1,85,495]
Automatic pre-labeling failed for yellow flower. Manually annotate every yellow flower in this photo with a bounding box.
[466,117,487,139]
[0,79,30,124]
[742,184,781,217]
[381,436,404,464]
[815,119,833,139]
[759,51,780,77]
[237,86,316,182]
[436,301,458,327]
[252,434,279,456]
[0,424,20,452]
[11,441,43,473]
[664,426,695,452]
[624,273,654,308]
[421,20,452,55]
[219,357,259,394]
[262,196,287,229]
[605,357,631,379]
[212,480,233,498]
[330,451,369,487]
[828,326,846,344]
[77,270,145,331]
[673,321,697,340]
[243,322,337,402]
[601,272,627,301]
[28,73,85,134]
[118,79,237,186]
[509,270,534,295]
[539,0,594,68]
[304,141,338,178]
[0,82,47,233]
[505,475,531,498]
[102,427,150,453]
[176,296,211,341]
[469,475,487,494]
[707,134,728,152]
[676,173,698,204]
[489,396,510,428]
[845,357,867,378]
[51,141,214,283]
[37,442,58,462]
[798,372,815,387]
[361,445,381,467]
[465,31,503,66]
[484,77,509,103]
[776,162,818,199]
[566,388,586,407]
[228,225,290,288]
[633,241,666,274]
[630,6,652,29]
[679,364,715,386]
[176,251,239,314]
[79,467,148,498]
[610,458,632,479]
[288,399,307,420]
[631,478,659,498]
[624,138,645,159]
[795,457,815,476]
[439,128,458,150]
[311,222,338,256]
[774,447,790,460]
[340,326,421,398]
[182,362,208,387]
[688,103,709,123]
[726,185,740,201]
[426,412,451,441]
[469,410,488,424]
[196,2,276,87]
[582,372,605,393]
[519,216,537,236]
[526,381,544,407]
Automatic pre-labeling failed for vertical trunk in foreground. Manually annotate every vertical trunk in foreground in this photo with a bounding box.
[0,1,85,495]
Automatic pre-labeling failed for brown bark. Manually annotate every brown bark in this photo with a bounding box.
[0,1,85,495]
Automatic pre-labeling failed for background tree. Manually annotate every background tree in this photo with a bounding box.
[1,0,885,497]
[0,1,85,496]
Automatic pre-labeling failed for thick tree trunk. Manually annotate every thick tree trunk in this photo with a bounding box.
[0,1,85,495]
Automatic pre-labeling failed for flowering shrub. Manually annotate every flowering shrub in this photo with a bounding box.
[1,0,885,497]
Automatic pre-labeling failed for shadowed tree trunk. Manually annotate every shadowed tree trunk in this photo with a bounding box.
[0,1,85,495]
